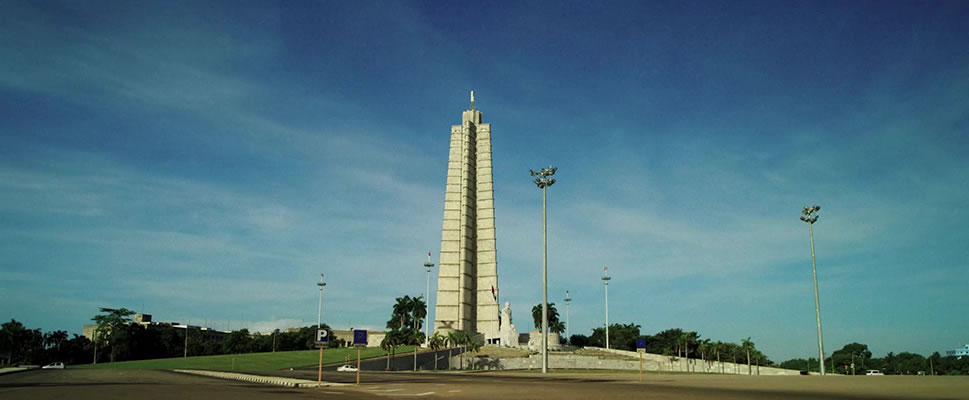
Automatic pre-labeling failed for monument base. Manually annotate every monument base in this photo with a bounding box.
[527,331,562,351]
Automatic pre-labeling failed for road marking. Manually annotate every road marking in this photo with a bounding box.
[448,389,461,393]
[364,387,404,392]
[375,392,435,397]
[323,391,343,394]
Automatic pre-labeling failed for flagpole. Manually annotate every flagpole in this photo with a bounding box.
[496,287,500,332]
[423,252,434,347]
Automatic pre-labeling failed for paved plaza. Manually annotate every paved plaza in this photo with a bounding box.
[3,368,967,400]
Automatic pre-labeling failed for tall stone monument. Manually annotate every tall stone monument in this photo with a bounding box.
[434,91,499,343]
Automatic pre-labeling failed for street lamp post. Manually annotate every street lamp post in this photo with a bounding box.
[424,252,435,347]
[530,165,557,374]
[184,325,192,358]
[563,290,572,345]
[317,274,327,329]
[602,266,611,349]
[800,205,825,376]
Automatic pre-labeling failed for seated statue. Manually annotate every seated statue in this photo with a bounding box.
[498,302,519,347]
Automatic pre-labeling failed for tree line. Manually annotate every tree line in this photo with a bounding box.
[778,342,969,375]
[526,304,768,373]
[568,324,769,374]
[562,319,968,376]
[528,302,766,371]
[0,308,342,366]
[1,319,90,366]
[7,305,965,375]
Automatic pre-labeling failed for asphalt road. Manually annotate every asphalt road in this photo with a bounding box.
[3,368,967,400]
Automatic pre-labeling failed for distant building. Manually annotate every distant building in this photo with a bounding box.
[82,313,229,342]
[946,344,969,359]
[331,330,386,347]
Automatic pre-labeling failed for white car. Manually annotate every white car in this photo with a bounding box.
[865,370,884,375]
[336,364,358,372]
[42,362,65,369]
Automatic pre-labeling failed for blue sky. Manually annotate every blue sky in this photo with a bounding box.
[1,1,967,361]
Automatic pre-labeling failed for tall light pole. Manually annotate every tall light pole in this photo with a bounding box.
[184,325,192,358]
[563,290,572,345]
[424,252,435,347]
[800,205,825,376]
[602,266,611,349]
[530,165,557,374]
[317,273,327,329]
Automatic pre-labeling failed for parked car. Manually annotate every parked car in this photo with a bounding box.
[865,370,884,375]
[336,364,358,372]
[42,362,65,369]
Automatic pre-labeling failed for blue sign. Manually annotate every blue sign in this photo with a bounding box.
[315,328,329,343]
[353,329,368,345]
[636,338,647,350]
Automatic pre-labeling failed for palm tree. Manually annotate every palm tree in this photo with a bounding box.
[455,331,480,370]
[741,337,754,375]
[429,333,445,370]
[698,339,710,372]
[712,341,723,373]
[390,296,413,330]
[455,331,471,370]
[662,346,675,371]
[678,332,690,371]
[380,331,402,371]
[727,342,739,374]
[380,334,393,370]
[549,321,565,336]
[44,330,68,352]
[753,350,765,375]
[531,303,560,332]
[463,331,481,353]
[441,330,479,370]
[411,328,425,371]
[446,331,458,370]
[411,296,427,331]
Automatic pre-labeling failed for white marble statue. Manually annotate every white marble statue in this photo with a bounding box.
[498,302,519,347]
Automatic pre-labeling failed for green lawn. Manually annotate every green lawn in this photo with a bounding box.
[74,346,416,371]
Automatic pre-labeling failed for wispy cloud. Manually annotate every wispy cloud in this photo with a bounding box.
[2,1,967,363]
[0,2,275,108]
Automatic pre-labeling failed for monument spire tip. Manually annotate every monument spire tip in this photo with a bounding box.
[470,90,475,110]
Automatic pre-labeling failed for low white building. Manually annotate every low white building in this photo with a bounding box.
[946,344,969,359]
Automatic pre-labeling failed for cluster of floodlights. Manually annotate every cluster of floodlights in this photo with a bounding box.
[800,205,820,224]
[530,166,557,188]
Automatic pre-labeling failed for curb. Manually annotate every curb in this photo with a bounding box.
[173,369,348,388]
[0,367,34,376]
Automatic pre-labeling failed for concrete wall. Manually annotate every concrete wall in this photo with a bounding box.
[584,347,801,375]
[352,347,467,372]
[453,347,801,375]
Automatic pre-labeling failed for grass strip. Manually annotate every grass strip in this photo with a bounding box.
[74,346,416,371]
